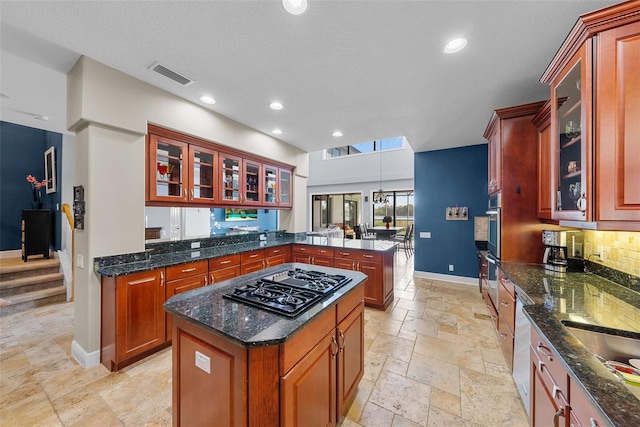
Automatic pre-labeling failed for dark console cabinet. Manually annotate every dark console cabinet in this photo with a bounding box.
[22,209,51,261]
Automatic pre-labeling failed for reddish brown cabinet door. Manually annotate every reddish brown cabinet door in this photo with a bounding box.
[533,100,554,220]
[359,261,381,308]
[165,273,206,336]
[115,269,166,362]
[337,303,364,419]
[595,21,640,224]
[281,330,337,427]
[531,354,562,427]
[148,134,188,203]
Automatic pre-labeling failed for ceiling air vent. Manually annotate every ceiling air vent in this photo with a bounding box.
[148,62,194,86]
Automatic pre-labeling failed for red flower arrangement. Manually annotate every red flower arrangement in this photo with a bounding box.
[26,175,48,208]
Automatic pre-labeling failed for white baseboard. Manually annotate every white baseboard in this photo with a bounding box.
[413,270,477,286]
[71,340,100,368]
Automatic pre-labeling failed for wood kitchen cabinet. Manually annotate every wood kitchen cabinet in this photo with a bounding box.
[219,153,262,206]
[265,245,291,268]
[486,124,501,195]
[292,245,334,267]
[171,281,365,426]
[532,100,554,221]
[530,325,570,427]
[208,253,241,285]
[263,165,293,208]
[483,101,547,264]
[147,127,217,205]
[334,249,393,310]
[240,249,266,274]
[165,261,208,336]
[100,269,168,371]
[146,124,294,209]
[541,3,640,229]
[497,269,516,371]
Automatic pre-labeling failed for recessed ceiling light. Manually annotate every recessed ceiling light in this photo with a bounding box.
[269,101,283,110]
[443,38,467,54]
[332,131,343,137]
[272,129,283,135]
[200,95,216,104]
[282,0,308,15]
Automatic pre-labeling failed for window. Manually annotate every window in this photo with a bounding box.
[372,191,414,230]
[323,137,405,159]
[311,193,361,231]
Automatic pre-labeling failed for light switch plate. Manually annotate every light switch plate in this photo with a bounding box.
[419,232,431,239]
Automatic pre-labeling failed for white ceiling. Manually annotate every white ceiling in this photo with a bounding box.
[0,0,619,154]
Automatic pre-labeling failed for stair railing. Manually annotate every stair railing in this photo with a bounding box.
[61,203,75,301]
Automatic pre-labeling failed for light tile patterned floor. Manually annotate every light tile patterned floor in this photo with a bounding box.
[0,253,528,426]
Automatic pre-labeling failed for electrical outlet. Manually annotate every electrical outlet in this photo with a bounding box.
[76,254,84,269]
[597,246,604,260]
[448,264,454,271]
[191,241,201,249]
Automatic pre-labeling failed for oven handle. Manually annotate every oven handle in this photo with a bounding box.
[486,210,499,215]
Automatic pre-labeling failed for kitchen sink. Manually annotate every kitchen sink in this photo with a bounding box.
[560,319,640,363]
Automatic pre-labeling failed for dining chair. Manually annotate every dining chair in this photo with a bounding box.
[360,223,377,240]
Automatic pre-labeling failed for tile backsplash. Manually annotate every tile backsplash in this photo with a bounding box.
[584,231,640,277]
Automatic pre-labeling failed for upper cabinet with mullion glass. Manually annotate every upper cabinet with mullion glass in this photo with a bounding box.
[263,165,292,208]
[148,134,188,203]
[541,2,640,229]
[188,145,217,204]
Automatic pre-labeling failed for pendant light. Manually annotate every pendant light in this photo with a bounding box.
[373,149,388,205]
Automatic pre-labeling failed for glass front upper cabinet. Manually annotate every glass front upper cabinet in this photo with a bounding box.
[220,154,241,204]
[243,160,261,205]
[263,165,278,205]
[149,135,187,202]
[551,45,590,221]
[189,146,216,203]
[278,169,292,207]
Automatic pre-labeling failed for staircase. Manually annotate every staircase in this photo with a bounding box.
[0,254,67,316]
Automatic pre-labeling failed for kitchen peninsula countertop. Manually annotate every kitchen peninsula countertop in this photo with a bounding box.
[96,234,396,277]
[498,261,640,427]
[163,263,367,348]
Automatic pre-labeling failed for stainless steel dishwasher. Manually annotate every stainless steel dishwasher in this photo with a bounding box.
[512,297,531,415]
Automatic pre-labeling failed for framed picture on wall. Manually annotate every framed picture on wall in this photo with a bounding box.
[44,146,56,194]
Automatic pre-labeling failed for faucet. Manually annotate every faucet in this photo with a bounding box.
[584,253,601,273]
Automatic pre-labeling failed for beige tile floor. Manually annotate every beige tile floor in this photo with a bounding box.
[0,253,528,426]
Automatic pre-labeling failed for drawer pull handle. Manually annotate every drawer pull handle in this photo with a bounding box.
[319,250,326,253]
[341,252,350,256]
[537,342,554,361]
[363,254,374,258]
[249,254,258,258]
[181,267,197,273]
[553,407,565,427]
[331,336,338,358]
[220,260,232,265]
[272,250,280,254]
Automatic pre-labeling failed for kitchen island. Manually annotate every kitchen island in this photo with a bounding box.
[163,263,368,427]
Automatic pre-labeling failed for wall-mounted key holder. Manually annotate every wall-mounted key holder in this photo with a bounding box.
[446,206,468,220]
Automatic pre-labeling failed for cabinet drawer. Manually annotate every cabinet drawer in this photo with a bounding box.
[166,260,208,282]
[497,269,515,299]
[336,283,365,323]
[497,317,514,371]
[265,245,290,258]
[280,307,336,376]
[209,266,240,285]
[335,249,380,263]
[292,245,334,258]
[241,249,265,263]
[209,254,240,270]
[497,281,516,336]
[530,326,568,393]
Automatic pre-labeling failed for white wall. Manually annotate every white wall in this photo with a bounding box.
[306,144,414,228]
[67,56,309,367]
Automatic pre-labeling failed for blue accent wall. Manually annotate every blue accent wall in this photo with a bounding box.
[0,121,63,251]
[414,144,488,278]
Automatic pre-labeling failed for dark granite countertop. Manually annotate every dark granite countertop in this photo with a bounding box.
[163,263,368,348]
[497,261,640,427]
[96,235,396,277]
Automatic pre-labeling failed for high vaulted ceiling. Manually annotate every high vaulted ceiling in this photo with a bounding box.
[0,1,619,153]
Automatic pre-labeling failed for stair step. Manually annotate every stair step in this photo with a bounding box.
[0,286,67,316]
[0,257,60,281]
[0,272,65,297]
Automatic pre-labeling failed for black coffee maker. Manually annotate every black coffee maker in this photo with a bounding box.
[542,230,584,273]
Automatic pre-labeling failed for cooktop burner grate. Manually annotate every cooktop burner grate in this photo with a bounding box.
[224,268,352,317]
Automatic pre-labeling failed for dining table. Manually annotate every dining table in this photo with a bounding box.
[369,226,404,240]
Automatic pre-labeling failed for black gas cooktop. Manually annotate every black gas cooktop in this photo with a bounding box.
[223,268,352,317]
